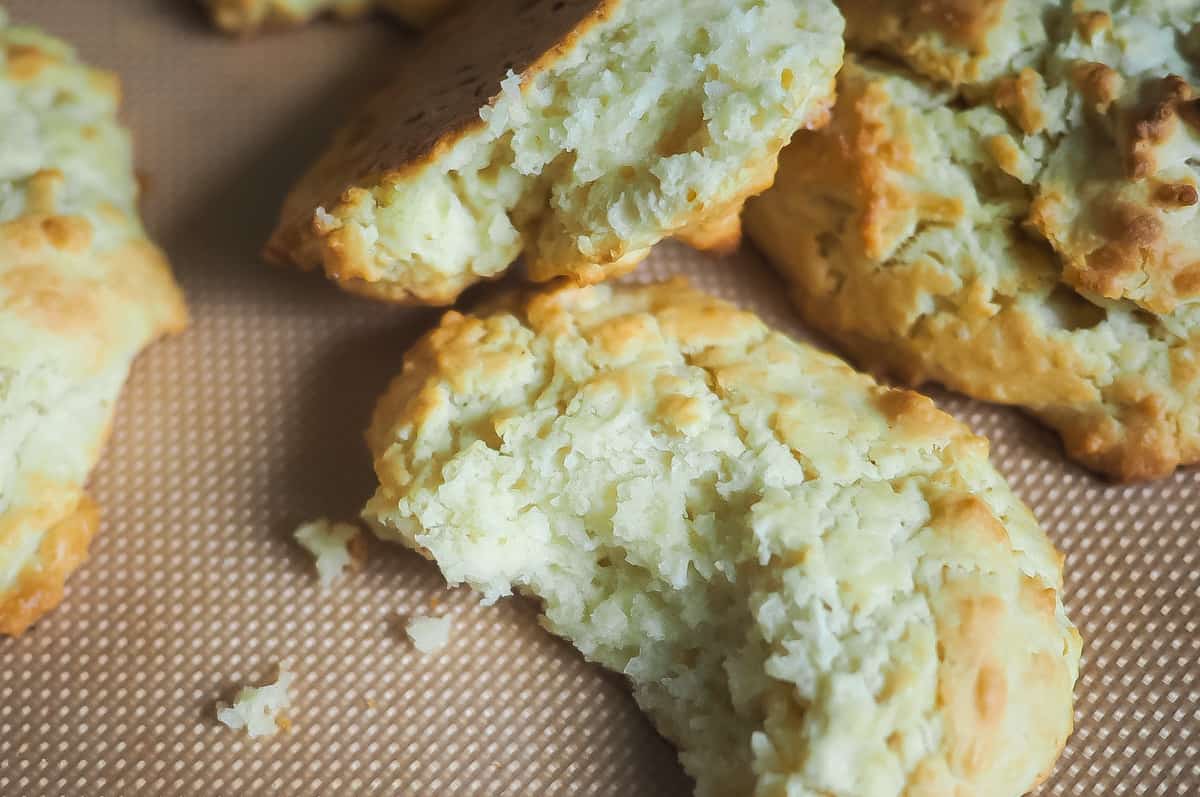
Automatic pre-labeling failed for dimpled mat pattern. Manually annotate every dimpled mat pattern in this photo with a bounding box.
[0,2,1196,795]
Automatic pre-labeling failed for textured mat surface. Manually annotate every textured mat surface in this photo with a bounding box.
[1,2,1196,794]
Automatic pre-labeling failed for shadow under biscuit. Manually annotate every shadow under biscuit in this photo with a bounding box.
[155,25,411,292]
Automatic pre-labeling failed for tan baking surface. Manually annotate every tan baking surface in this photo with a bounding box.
[1,2,1196,795]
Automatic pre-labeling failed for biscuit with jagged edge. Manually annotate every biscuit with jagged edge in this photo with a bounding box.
[747,1,1200,480]
[363,279,1081,797]
[0,15,187,635]
[204,0,454,34]
[265,0,844,304]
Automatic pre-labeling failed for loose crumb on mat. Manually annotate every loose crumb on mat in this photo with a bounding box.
[293,518,365,588]
[216,662,295,738]
[405,615,452,654]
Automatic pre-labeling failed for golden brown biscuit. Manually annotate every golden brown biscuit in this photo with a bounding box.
[364,279,1081,796]
[205,0,454,33]
[265,0,844,304]
[0,15,187,634]
[746,1,1200,480]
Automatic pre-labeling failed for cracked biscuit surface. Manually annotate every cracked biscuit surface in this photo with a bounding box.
[363,279,1081,797]
[746,0,1200,480]
[265,0,844,305]
[0,15,187,634]
[203,0,454,33]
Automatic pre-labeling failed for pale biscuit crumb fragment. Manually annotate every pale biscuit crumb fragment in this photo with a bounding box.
[363,280,1081,797]
[293,518,365,588]
[265,0,844,305]
[747,1,1200,480]
[405,614,452,654]
[0,15,187,634]
[217,663,296,738]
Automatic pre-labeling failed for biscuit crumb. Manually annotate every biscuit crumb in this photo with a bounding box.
[216,663,295,738]
[313,205,338,231]
[294,518,364,588]
[405,615,452,654]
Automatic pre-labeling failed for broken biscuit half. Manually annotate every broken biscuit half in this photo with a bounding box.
[265,0,844,304]
[363,279,1081,796]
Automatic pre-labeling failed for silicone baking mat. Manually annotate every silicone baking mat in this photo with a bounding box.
[1,2,1196,794]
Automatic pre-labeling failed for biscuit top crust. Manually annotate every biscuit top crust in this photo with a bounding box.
[1032,2,1200,312]
[364,280,1080,796]
[838,0,1052,86]
[0,13,186,633]
[839,0,1200,312]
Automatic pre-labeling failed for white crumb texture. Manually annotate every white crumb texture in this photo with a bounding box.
[294,518,361,588]
[406,614,452,654]
[313,205,338,230]
[217,664,295,738]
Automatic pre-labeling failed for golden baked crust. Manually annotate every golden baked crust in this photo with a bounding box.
[364,279,1081,796]
[838,0,1054,87]
[264,0,843,305]
[0,495,97,637]
[0,16,187,635]
[204,0,454,33]
[746,1,1200,480]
